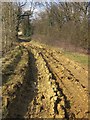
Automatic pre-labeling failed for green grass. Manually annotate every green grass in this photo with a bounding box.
[62,51,89,67]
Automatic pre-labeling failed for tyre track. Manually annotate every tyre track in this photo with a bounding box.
[40,52,74,119]
[25,48,55,118]
[42,49,88,94]
[24,42,88,118]
[28,43,88,91]
[25,47,67,118]
[2,48,38,118]
[40,50,88,118]
[49,50,88,91]
[2,42,88,119]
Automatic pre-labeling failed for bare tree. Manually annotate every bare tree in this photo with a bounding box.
[33,2,88,52]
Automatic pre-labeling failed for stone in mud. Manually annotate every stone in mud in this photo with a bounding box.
[53,92,57,96]
[57,91,61,96]
[52,84,57,90]
[53,96,57,101]
[53,87,57,92]
[49,73,52,78]
[34,82,37,85]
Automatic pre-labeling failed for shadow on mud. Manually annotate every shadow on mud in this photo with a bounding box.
[5,50,38,118]
[2,53,23,85]
[18,38,31,43]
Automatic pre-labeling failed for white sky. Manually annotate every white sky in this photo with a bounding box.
[18,0,89,2]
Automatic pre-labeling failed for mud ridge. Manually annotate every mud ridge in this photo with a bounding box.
[40,52,72,119]
[2,42,88,119]
[4,49,38,118]
[40,50,88,118]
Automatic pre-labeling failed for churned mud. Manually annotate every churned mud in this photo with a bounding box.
[2,41,89,119]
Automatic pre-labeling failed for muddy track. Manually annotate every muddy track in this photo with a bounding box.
[5,49,38,118]
[25,43,88,118]
[2,42,89,119]
[25,48,66,118]
[40,52,88,118]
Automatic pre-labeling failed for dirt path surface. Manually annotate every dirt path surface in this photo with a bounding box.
[2,41,89,119]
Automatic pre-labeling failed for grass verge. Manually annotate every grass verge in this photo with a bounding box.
[62,51,89,68]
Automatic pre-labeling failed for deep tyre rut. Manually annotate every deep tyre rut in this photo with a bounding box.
[2,48,37,118]
[41,51,88,118]
[25,47,69,119]
[24,42,88,119]
[2,42,89,119]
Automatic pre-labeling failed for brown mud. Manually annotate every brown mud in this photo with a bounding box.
[2,41,89,119]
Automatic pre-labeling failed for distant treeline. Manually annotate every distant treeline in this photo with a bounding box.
[33,2,89,53]
[1,2,89,54]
